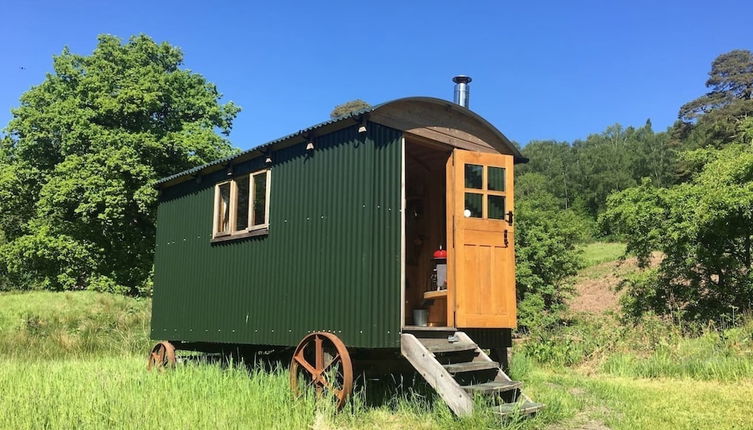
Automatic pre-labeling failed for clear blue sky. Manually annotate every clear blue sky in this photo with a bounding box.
[1,1,751,150]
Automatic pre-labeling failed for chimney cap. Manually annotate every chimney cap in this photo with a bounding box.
[452,75,472,84]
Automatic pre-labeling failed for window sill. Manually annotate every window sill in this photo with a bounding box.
[211,228,269,243]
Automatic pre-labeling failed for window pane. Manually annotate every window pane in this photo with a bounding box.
[235,176,250,231]
[488,195,506,220]
[252,172,267,226]
[488,166,506,191]
[217,183,231,233]
[464,193,482,218]
[464,164,483,189]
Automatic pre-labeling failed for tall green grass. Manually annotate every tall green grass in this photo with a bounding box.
[0,291,150,358]
[3,291,753,429]
[602,323,753,380]
[0,356,563,430]
[521,312,753,381]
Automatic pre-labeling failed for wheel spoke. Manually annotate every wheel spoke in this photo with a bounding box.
[293,352,318,376]
[322,353,341,373]
[314,335,324,371]
[319,377,344,400]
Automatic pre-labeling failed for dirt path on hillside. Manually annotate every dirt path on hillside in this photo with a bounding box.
[568,253,661,314]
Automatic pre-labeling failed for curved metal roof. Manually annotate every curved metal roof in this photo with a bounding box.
[155,96,523,188]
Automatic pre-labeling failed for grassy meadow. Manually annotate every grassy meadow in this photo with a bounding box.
[577,242,628,267]
[2,262,753,429]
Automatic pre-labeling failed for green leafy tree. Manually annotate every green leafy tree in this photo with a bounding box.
[0,34,240,294]
[517,140,575,209]
[601,119,753,322]
[514,181,584,329]
[675,50,753,152]
[330,99,371,119]
[679,50,753,122]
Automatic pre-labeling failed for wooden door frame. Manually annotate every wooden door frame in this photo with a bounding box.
[446,153,456,327]
[400,136,407,328]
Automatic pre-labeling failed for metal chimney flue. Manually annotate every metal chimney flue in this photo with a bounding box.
[452,75,472,108]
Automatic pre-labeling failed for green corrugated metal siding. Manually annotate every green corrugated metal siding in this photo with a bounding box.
[151,123,402,349]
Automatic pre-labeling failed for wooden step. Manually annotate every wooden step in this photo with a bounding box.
[494,401,545,417]
[424,342,477,354]
[443,361,499,374]
[462,380,521,395]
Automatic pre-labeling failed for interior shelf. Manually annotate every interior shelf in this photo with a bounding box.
[423,290,448,299]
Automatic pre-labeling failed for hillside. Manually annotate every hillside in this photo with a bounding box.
[568,243,662,314]
[0,289,752,429]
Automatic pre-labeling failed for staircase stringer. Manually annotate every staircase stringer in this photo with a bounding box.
[400,333,475,416]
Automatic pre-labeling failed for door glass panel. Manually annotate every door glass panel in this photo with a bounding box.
[488,167,505,191]
[464,192,483,218]
[488,195,506,220]
[464,164,483,189]
[235,176,250,230]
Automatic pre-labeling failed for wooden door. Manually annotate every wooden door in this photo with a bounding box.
[446,149,516,328]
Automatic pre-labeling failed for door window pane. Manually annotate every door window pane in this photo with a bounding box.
[464,164,483,189]
[464,193,483,218]
[235,176,250,230]
[488,167,506,191]
[252,172,267,226]
[217,182,231,233]
[488,195,506,220]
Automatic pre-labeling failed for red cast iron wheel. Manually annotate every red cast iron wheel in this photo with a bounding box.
[290,332,353,410]
[147,341,176,371]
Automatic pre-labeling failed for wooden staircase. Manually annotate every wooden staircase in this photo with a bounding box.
[401,328,543,418]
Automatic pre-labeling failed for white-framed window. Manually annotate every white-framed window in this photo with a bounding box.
[213,169,270,239]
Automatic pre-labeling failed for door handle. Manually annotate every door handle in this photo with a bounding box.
[506,211,514,225]
[504,230,509,248]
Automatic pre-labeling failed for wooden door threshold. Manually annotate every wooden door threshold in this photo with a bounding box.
[402,326,457,332]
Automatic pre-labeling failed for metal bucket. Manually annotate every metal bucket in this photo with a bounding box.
[413,309,428,327]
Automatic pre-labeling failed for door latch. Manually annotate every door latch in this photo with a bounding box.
[506,211,514,225]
